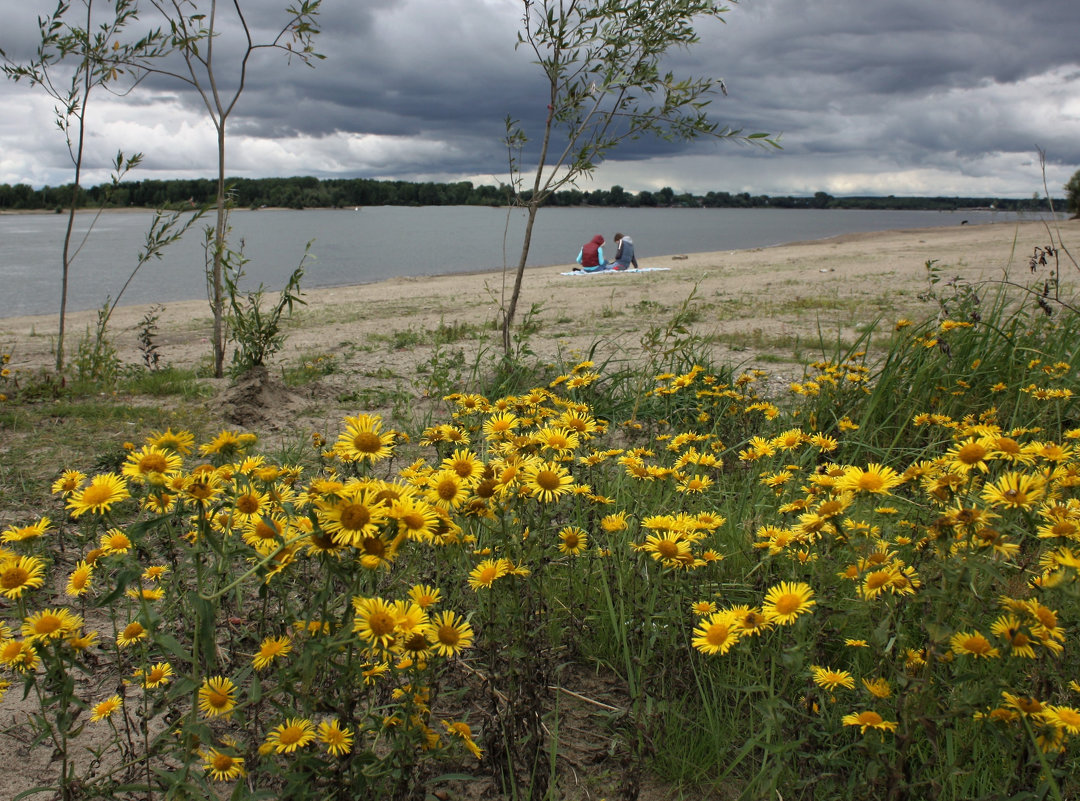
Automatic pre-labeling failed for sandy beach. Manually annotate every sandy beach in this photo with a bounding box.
[3,218,1077,385]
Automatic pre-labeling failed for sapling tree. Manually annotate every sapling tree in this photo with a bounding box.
[1,0,168,372]
[501,0,779,354]
[123,0,324,377]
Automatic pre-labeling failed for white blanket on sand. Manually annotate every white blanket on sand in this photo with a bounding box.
[559,267,671,276]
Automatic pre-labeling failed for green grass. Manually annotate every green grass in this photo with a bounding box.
[369,319,487,350]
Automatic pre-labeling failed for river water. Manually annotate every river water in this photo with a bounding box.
[0,205,1044,318]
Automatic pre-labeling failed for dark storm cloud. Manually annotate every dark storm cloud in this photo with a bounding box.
[698,0,1080,168]
[2,0,1077,193]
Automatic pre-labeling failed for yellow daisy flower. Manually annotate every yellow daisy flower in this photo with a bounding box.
[692,609,741,655]
[842,710,897,733]
[201,746,245,781]
[317,719,354,756]
[427,610,474,657]
[253,635,293,670]
[0,555,46,599]
[264,717,316,754]
[197,676,238,719]
[762,581,816,625]
[90,695,123,722]
[66,473,130,517]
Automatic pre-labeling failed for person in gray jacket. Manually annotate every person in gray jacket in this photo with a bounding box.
[611,232,639,271]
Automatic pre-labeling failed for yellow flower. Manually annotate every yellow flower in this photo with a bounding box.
[1042,705,1080,735]
[1,517,52,543]
[950,630,999,658]
[731,607,773,637]
[811,666,855,692]
[989,614,1037,658]
[201,746,245,781]
[22,608,83,642]
[65,561,93,597]
[334,414,396,463]
[264,717,316,754]
[945,437,993,473]
[352,596,399,649]
[146,427,195,455]
[521,460,575,503]
[199,430,253,459]
[135,661,173,689]
[51,470,86,496]
[443,720,483,759]
[981,471,1045,510]
[142,565,169,581]
[427,610,474,657]
[391,497,442,543]
[862,677,892,699]
[425,469,471,510]
[407,583,442,609]
[0,555,46,599]
[253,635,293,670]
[677,474,714,494]
[230,487,270,525]
[90,695,123,722]
[690,600,717,617]
[317,719,354,756]
[117,620,148,648]
[100,528,133,555]
[762,581,816,625]
[600,512,630,532]
[121,445,183,484]
[316,485,388,548]
[692,610,741,655]
[468,558,509,591]
[66,473,130,517]
[482,411,521,440]
[835,463,904,495]
[197,676,238,719]
[640,533,693,568]
[557,526,588,555]
[0,638,40,672]
[841,710,897,733]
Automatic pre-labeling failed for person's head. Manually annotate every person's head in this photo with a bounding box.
[591,234,604,245]
[614,232,624,242]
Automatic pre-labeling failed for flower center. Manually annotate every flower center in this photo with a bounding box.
[352,432,383,453]
[773,594,800,615]
[339,503,371,530]
[438,624,460,646]
[536,470,561,491]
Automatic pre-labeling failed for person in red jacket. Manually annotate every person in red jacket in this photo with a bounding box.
[574,234,608,272]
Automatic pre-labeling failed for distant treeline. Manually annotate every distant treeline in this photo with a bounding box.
[0,176,1063,213]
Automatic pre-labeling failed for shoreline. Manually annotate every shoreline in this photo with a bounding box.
[3,219,1077,376]
[2,217,1064,323]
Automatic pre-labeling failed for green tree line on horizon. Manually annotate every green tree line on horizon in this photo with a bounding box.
[0,175,1064,213]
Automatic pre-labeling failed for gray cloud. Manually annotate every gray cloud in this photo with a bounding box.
[1,0,1077,195]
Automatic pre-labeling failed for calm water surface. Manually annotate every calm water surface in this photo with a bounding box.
[0,206,1043,318]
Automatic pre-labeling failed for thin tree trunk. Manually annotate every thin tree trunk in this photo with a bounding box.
[502,202,540,355]
[58,182,78,373]
[212,122,227,377]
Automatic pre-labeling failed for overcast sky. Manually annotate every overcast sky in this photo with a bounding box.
[2,0,1078,197]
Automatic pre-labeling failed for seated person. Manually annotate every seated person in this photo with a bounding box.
[575,234,608,272]
[610,232,639,271]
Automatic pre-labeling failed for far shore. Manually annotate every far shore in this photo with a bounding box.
[3,219,1077,379]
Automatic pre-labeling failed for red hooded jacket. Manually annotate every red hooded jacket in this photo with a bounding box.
[580,234,605,268]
